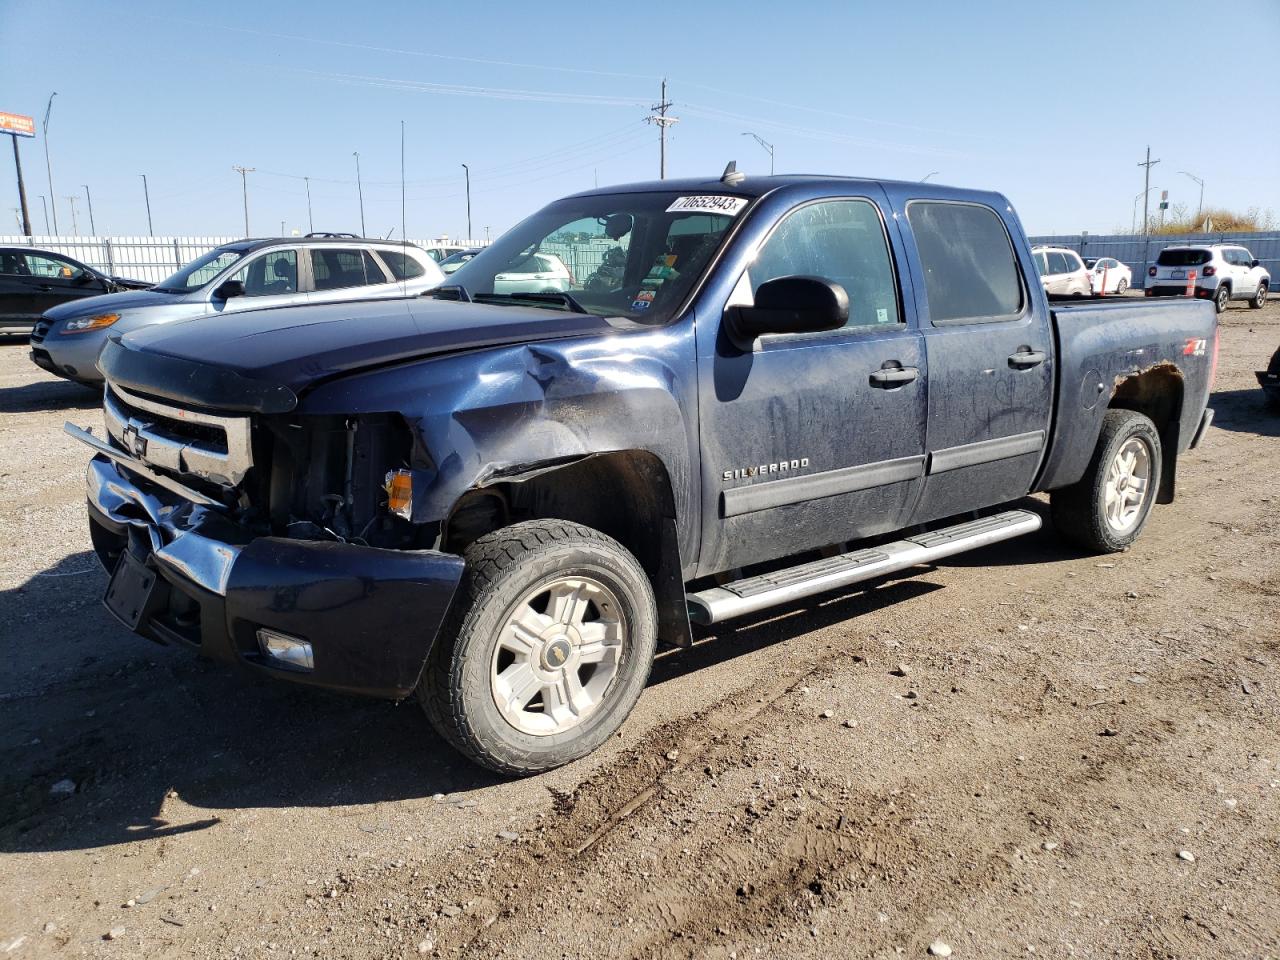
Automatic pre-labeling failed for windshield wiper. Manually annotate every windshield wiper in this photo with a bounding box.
[472,292,589,314]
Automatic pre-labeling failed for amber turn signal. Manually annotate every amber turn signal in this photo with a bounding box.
[384,469,413,519]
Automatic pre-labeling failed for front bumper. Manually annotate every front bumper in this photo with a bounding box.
[30,319,109,383]
[1259,370,1280,403]
[85,456,465,699]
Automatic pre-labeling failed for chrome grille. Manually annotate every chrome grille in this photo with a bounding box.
[103,383,253,486]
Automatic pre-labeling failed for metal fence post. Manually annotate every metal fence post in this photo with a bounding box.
[173,238,182,270]
[104,237,115,275]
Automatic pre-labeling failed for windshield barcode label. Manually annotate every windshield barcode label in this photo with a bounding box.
[666,196,748,216]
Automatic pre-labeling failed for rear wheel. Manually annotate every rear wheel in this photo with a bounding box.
[1051,409,1162,553]
[1215,284,1231,313]
[420,519,657,775]
[1251,282,1268,309]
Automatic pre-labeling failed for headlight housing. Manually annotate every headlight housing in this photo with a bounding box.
[59,313,121,334]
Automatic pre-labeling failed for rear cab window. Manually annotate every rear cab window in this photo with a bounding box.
[906,201,1024,323]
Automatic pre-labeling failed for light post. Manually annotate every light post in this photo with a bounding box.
[740,131,774,175]
[353,151,366,236]
[42,92,58,234]
[1178,171,1205,227]
[140,174,153,235]
[461,163,472,242]
[37,194,48,233]
[82,184,96,235]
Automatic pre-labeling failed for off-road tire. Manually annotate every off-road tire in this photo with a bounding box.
[1250,282,1268,309]
[1215,284,1231,313]
[1051,409,1163,553]
[419,519,657,776]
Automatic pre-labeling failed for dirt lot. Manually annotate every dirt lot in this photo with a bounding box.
[1,299,1278,960]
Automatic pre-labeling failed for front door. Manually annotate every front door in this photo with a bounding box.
[22,252,109,315]
[212,248,302,315]
[899,199,1054,523]
[696,195,927,576]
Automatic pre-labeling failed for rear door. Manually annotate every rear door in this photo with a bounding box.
[0,250,38,324]
[898,199,1054,524]
[696,193,927,574]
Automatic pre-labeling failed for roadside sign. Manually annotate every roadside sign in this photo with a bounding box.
[0,112,36,138]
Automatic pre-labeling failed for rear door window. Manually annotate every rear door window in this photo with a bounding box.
[906,201,1023,324]
[1047,252,1070,275]
[311,248,386,290]
[379,250,426,280]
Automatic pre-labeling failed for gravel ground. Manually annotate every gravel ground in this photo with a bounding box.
[1,298,1278,959]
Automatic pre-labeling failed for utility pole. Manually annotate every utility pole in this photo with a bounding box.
[646,79,679,179]
[461,163,471,242]
[64,194,79,235]
[38,194,48,233]
[42,92,58,234]
[740,132,775,175]
[9,133,32,236]
[353,151,366,236]
[232,165,255,236]
[140,174,153,235]
[1137,146,1160,236]
[304,176,314,232]
[82,184,96,235]
[1178,170,1205,227]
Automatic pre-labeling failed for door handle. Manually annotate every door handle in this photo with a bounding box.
[869,364,919,387]
[1008,348,1047,369]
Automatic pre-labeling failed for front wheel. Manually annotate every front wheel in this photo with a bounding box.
[1051,409,1162,553]
[1116,277,1129,295]
[419,519,657,775]
[1250,282,1268,309]
[1215,284,1231,313]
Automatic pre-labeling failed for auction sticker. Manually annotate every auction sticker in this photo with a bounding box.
[666,195,748,216]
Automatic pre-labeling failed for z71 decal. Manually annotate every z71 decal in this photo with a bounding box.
[1183,337,1207,356]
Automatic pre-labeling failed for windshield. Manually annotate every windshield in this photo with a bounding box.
[153,247,248,293]
[445,191,747,322]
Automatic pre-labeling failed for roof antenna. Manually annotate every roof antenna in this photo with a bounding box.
[721,161,746,186]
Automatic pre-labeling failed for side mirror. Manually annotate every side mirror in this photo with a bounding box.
[1251,259,1261,268]
[73,271,98,285]
[730,276,849,340]
[213,279,245,300]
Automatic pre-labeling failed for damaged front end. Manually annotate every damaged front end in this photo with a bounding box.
[66,378,464,700]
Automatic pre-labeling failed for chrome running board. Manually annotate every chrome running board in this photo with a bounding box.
[686,509,1041,625]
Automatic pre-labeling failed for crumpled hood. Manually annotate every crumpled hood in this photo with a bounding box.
[45,287,187,320]
[102,296,625,411]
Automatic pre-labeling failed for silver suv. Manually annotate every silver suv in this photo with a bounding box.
[31,235,445,385]
[1146,244,1269,313]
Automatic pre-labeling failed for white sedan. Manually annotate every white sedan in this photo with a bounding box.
[1088,257,1132,295]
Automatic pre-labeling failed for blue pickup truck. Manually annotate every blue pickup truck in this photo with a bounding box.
[66,171,1217,774]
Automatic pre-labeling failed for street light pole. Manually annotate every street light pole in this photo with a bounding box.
[1178,171,1205,226]
[64,194,79,235]
[461,163,472,242]
[232,165,255,236]
[353,151,366,237]
[140,174,153,235]
[740,132,774,175]
[42,92,58,234]
[82,184,96,235]
[38,194,48,233]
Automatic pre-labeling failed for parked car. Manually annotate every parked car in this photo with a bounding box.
[422,245,466,263]
[491,251,573,294]
[1088,256,1132,295]
[1032,246,1091,297]
[1146,244,1269,313]
[66,173,1216,775]
[1,247,149,336]
[30,237,444,385]
[1259,345,1280,410]
[438,248,482,275]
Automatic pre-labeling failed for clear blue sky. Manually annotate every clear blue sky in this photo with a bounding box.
[2,0,1277,240]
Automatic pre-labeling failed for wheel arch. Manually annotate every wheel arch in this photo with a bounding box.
[442,450,693,648]
[1109,363,1183,504]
